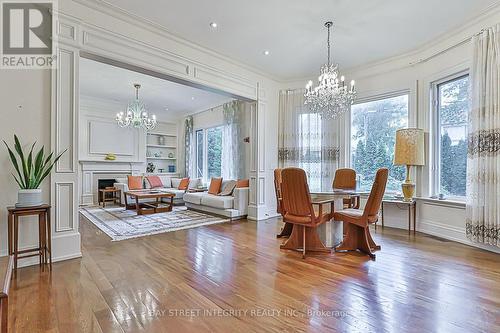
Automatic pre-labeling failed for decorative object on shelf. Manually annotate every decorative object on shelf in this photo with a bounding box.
[394,128,425,202]
[146,162,155,173]
[304,21,356,119]
[158,168,165,173]
[168,165,175,173]
[115,83,157,130]
[104,153,116,161]
[3,135,66,207]
[153,152,161,158]
[168,152,174,158]
[158,135,165,146]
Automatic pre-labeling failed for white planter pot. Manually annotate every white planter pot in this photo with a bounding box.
[16,189,43,207]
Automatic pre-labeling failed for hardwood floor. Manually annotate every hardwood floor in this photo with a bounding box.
[7,215,500,333]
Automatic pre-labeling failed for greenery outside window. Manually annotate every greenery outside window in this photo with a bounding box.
[195,126,223,182]
[350,94,409,192]
[433,74,469,199]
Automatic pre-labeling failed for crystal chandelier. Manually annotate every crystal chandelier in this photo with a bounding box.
[305,21,356,119]
[116,83,157,131]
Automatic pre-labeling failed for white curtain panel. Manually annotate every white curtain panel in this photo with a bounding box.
[221,100,244,180]
[466,24,500,247]
[278,89,343,192]
[184,116,194,178]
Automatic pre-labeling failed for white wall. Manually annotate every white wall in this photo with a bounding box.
[0,70,53,261]
[280,6,500,253]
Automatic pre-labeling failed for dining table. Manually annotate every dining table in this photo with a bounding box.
[309,190,370,248]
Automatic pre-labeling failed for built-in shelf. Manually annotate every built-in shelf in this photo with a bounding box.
[146,144,177,149]
[146,157,176,160]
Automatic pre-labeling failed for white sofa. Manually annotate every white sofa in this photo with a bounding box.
[183,181,249,219]
[114,176,201,205]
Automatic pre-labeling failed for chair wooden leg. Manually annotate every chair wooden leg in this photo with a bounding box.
[302,227,306,259]
[336,223,377,260]
[276,222,293,238]
[281,225,330,257]
[366,227,381,251]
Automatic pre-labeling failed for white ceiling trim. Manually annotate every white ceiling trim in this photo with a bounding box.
[70,0,281,82]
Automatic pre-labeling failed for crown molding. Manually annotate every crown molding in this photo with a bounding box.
[70,0,281,83]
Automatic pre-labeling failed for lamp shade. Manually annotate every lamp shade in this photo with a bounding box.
[394,128,425,166]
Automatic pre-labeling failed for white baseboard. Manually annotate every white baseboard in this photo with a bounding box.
[419,219,500,254]
[0,231,82,268]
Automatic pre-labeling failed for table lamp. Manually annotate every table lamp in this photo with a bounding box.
[394,128,425,202]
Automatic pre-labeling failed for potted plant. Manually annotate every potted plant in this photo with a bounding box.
[3,135,66,207]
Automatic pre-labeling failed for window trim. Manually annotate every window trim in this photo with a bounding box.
[430,71,469,200]
[348,90,410,194]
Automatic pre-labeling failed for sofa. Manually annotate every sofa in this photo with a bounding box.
[114,176,201,205]
[183,180,249,219]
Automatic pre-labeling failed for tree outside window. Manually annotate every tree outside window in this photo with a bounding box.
[351,95,409,192]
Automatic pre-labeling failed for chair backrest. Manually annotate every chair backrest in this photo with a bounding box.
[274,168,283,214]
[281,167,314,220]
[333,168,356,190]
[363,168,389,218]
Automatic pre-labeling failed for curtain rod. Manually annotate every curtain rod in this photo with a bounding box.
[409,28,486,66]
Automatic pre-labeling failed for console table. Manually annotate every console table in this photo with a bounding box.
[380,199,416,235]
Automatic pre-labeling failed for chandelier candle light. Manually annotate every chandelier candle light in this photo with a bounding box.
[305,21,356,119]
[116,83,157,131]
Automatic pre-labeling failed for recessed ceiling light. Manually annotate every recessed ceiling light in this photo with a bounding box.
[209,22,218,29]
[263,50,270,56]
[191,97,195,100]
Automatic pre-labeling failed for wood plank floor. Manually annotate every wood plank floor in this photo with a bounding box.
[7,215,500,333]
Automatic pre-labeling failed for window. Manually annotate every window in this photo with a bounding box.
[195,126,223,181]
[351,94,409,192]
[434,74,469,198]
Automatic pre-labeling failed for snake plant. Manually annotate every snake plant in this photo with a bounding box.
[3,135,66,189]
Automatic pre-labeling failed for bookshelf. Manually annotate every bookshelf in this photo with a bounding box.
[146,123,177,174]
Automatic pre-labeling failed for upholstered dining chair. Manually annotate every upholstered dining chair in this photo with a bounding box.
[333,168,388,260]
[274,168,293,238]
[280,167,335,258]
[332,168,359,209]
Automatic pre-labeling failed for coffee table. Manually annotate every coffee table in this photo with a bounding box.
[123,191,175,215]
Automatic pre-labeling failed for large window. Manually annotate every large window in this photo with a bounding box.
[351,94,409,192]
[195,126,223,181]
[435,74,469,198]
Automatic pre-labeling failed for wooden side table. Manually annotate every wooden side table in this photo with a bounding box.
[379,199,417,235]
[99,187,121,207]
[7,204,52,271]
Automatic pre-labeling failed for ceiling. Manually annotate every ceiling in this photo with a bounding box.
[79,57,233,119]
[102,0,499,80]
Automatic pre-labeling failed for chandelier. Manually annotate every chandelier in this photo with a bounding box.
[116,83,157,130]
[305,21,356,119]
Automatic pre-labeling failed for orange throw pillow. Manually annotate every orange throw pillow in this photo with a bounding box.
[208,177,223,194]
[128,175,143,190]
[178,177,190,190]
[146,175,163,188]
[236,179,249,188]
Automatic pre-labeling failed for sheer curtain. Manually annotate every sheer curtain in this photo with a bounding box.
[184,116,193,177]
[466,24,500,247]
[222,100,244,179]
[278,89,344,192]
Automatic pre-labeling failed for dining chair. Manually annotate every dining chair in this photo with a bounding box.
[332,168,359,209]
[274,168,293,238]
[280,167,335,258]
[333,168,388,260]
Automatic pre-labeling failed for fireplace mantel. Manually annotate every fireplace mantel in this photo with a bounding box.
[79,160,144,205]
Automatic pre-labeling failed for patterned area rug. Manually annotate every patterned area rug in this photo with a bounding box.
[80,205,228,241]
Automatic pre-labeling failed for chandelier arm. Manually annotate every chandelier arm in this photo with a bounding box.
[327,23,331,67]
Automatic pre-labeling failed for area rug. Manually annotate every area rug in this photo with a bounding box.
[79,206,228,241]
